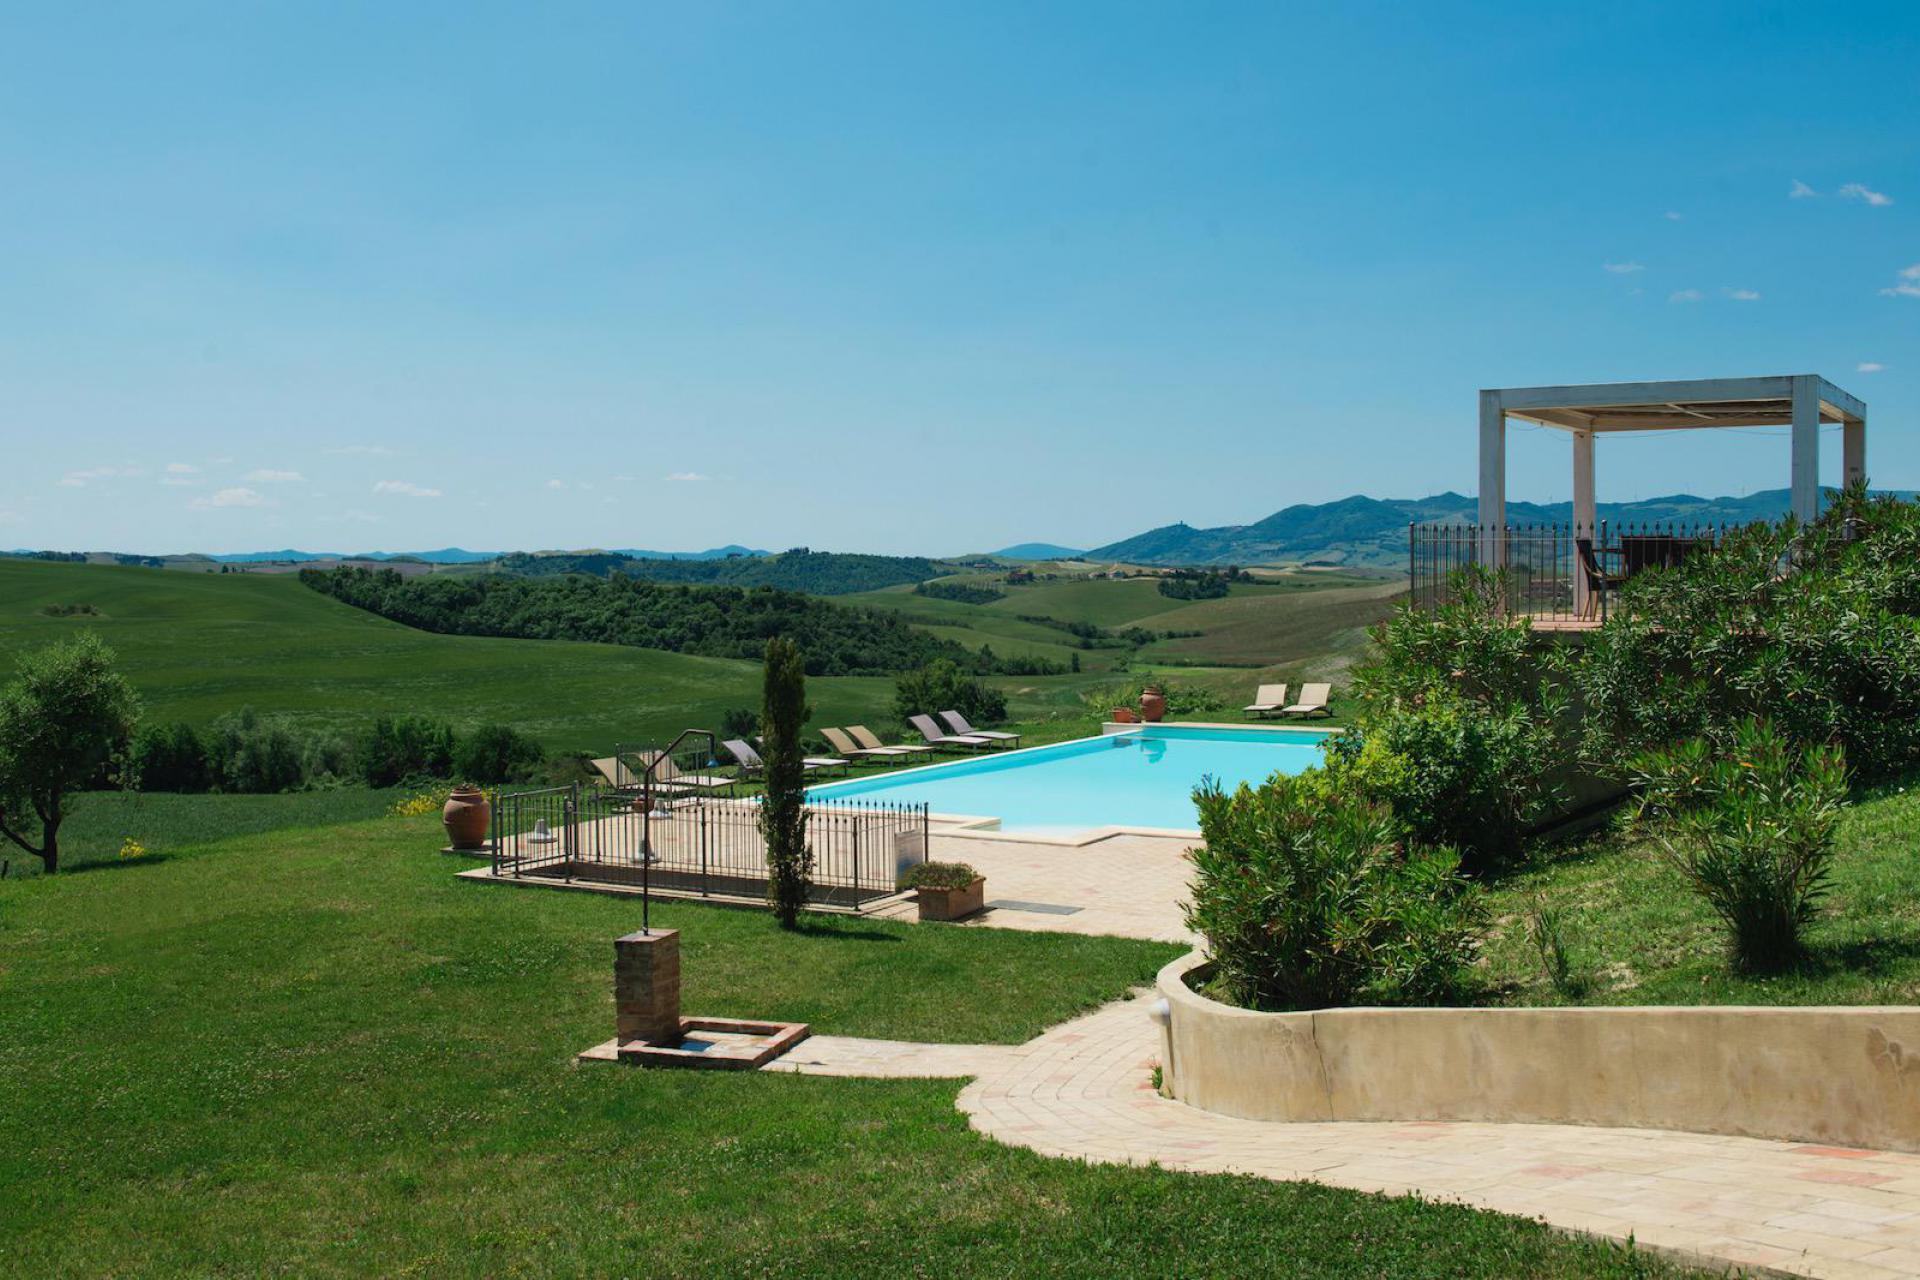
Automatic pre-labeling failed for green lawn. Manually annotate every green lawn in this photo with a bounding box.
[1481,778,1920,1007]
[0,811,1688,1277]
[9,787,407,876]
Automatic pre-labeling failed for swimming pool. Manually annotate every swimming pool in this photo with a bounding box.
[807,725,1328,838]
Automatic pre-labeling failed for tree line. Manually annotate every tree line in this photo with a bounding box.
[300,565,1062,676]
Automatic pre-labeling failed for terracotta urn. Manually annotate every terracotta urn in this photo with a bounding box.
[443,785,490,850]
[1111,706,1137,724]
[1139,686,1166,722]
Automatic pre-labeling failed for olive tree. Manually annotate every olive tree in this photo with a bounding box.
[0,633,140,874]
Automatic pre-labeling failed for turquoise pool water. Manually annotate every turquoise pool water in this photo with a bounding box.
[808,725,1327,837]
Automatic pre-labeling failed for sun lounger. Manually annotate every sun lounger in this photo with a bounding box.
[908,713,992,751]
[722,739,849,777]
[822,726,913,764]
[588,756,638,790]
[848,725,936,756]
[636,749,734,792]
[937,710,1019,747]
[1280,683,1333,718]
[1243,683,1289,718]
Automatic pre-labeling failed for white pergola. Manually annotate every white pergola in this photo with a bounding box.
[1479,374,1869,537]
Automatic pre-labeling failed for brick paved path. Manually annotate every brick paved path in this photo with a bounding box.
[783,995,1920,1279]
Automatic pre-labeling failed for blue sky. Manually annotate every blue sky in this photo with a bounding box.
[2,2,1915,555]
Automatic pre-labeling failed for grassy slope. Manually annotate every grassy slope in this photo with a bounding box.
[0,815,1684,1278]
[1482,780,1920,1006]
[0,560,901,752]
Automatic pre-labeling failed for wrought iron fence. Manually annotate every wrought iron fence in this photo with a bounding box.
[1409,521,1727,623]
[489,782,926,911]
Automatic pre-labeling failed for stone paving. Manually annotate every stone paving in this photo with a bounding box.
[868,829,1198,943]
[777,994,1920,1279]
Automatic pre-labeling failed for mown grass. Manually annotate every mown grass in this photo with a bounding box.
[5,787,407,876]
[1481,778,1920,1006]
[0,811,1691,1277]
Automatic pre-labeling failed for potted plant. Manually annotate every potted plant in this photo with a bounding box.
[1111,706,1137,724]
[900,860,985,922]
[1139,684,1167,722]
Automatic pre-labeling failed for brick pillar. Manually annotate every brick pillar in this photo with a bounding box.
[614,929,681,1045]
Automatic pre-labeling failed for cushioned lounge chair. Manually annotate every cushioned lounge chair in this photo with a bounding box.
[722,739,848,777]
[937,710,1019,747]
[848,725,936,756]
[822,726,913,764]
[1280,683,1333,719]
[909,713,992,751]
[1242,683,1289,718]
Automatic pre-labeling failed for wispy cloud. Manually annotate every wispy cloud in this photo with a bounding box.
[1724,288,1762,302]
[328,444,394,457]
[1789,179,1818,199]
[59,465,142,488]
[191,487,267,510]
[1603,261,1644,274]
[1839,182,1893,207]
[666,471,709,482]
[544,479,566,490]
[1663,210,1684,222]
[373,480,442,498]
[1857,362,1886,373]
[1668,288,1703,303]
[161,462,202,487]
[245,468,305,484]
[1880,264,1920,298]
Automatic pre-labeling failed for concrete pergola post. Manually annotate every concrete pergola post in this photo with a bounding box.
[1475,375,1868,576]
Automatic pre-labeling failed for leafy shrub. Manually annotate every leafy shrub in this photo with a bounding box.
[206,709,315,794]
[389,791,442,817]
[1322,693,1561,873]
[1156,569,1236,600]
[1184,772,1483,1011]
[899,860,979,890]
[1334,567,1567,872]
[719,707,758,740]
[452,723,545,785]
[1523,896,1591,1000]
[892,658,1007,727]
[357,714,456,788]
[1633,719,1848,973]
[1082,678,1226,717]
[130,721,213,793]
[1573,488,1920,781]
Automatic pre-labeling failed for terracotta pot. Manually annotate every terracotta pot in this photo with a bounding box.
[916,877,986,922]
[1139,686,1166,722]
[1111,707,1137,724]
[442,785,490,850]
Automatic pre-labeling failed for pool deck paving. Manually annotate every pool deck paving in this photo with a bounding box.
[867,827,1199,943]
[776,993,1920,1279]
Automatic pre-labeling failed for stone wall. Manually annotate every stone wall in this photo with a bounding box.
[1158,950,1920,1152]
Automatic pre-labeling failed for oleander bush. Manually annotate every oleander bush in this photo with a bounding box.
[891,657,1007,728]
[1185,772,1483,1011]
[1574,486,1920,781]
[1330,566,1567,872]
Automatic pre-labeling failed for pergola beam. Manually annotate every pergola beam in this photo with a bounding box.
[1476,374,1867,545]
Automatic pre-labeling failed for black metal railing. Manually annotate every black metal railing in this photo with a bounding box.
[489,783,926,911]
[1409,521,1727,623]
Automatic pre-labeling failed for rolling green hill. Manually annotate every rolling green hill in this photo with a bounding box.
[0,560,898,752]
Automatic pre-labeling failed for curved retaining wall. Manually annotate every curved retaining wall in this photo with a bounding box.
[1157,950,1920,1152]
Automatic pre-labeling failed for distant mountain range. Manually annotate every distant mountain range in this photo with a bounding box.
[1082,488,1919,570]
[203,545,765,565]
[991,542,1086,560]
